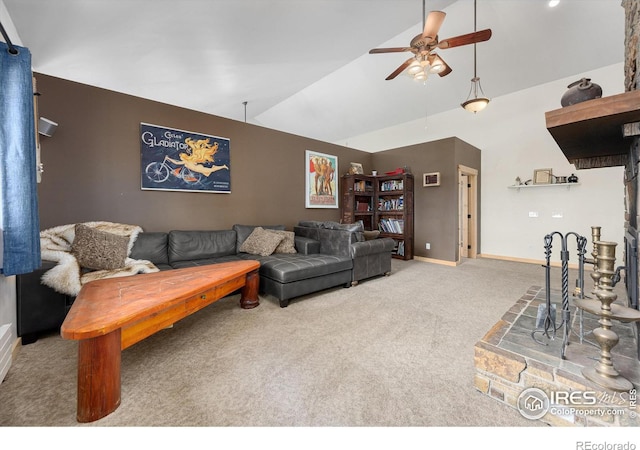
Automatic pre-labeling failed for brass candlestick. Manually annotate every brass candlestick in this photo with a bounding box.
[589,226,601,294]
[575,241,640,392]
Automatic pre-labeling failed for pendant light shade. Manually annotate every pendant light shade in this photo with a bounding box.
[461,0,489,113]
[461,77,489,113]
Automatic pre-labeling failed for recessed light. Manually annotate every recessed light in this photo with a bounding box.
[548,0,560,7]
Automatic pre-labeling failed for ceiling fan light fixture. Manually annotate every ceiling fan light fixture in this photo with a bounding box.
[429,58,445,74]
[413,71,428,82]
[407,60,423,75]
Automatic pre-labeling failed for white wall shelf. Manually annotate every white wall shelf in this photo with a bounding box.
[508,183,580,190]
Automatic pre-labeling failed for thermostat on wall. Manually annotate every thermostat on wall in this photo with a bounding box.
[423,172,440,187]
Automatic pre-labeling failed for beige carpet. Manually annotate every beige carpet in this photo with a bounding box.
[0,257,554,428]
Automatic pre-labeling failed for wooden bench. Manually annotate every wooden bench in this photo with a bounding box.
[61,260,260,423]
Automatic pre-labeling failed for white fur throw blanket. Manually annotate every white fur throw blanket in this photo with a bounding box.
[40,221,159,297]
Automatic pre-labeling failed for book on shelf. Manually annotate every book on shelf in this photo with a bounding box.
[354,180,373,192]
[377,195,403,211]
[378,218,404,234]
[356,201,370,212]
[391,240,405,256]
[380,180,404,192]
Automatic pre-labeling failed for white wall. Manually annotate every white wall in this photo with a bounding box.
[339,63,626,265]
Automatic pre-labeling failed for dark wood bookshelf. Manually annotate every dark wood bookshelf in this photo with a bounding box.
[341,173,414,260]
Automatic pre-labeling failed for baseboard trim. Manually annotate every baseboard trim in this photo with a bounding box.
[0,325,11,384]
[12,337,21,361]
[414,256,458,267]
[478,253,580,270]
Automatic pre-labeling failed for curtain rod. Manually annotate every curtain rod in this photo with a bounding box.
[0,21,18,55]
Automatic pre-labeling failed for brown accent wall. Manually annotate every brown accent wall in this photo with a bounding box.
[35,74,480,262]
[372,137,481,261]
[35,73,373,232]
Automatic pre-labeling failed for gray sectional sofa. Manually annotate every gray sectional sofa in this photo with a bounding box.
[17,220,395,344]
[130,221,396,307]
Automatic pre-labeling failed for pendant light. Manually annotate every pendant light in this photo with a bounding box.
[461,0,490,113]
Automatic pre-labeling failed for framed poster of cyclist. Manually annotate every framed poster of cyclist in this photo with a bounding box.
[140,123,231,193]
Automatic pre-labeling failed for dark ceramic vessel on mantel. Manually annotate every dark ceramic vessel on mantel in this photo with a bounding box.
[561,78,602,107]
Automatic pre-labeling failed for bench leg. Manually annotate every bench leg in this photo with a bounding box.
[76,329,121,423]
[240,269,260,309]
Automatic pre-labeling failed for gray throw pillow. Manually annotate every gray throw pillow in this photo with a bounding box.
[71,223,129,270]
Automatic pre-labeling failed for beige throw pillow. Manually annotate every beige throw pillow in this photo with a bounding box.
[71,223,129,270]
[265,229,297,254]
[239,226,284,256]
[363,230,381,240]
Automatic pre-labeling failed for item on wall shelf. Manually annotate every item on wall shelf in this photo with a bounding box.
[515,176,522,186]
[422,172,441,187]
[385,168,405,176]
[140,123,230,193]
[568,173,579,183]
[372,170,378,176]
[555,175,568,183]
[305,150,338,209]
[349,162,364,175]
[560,78,602,107]
[533,168,553,185]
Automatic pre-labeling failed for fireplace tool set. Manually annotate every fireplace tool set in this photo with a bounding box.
[531,230,587,359]
[532,226,640,391]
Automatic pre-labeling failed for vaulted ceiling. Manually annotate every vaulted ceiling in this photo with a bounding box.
[2,0,625,147]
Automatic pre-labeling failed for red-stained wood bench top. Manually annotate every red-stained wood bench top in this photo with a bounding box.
[61,260,260,423]
[61,260,260,343]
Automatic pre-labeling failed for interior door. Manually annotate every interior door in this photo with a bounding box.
[459,174,469,258]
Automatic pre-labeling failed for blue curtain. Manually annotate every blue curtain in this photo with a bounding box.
[0,42,41,276]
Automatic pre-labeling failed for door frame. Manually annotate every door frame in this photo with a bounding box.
[458,165,478,262]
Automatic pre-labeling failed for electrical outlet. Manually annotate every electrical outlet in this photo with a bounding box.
[529,211,539,218]
[425,243,431,250]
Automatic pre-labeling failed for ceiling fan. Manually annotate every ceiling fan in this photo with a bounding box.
[369,6,492,81]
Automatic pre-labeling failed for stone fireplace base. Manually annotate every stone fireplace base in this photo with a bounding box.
[474,286,640,427]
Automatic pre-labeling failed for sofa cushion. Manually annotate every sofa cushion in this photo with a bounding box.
[130,232,169,265]
[170,254,244,269]
[297,220,365,243]
[265,229,297,254]
[168,230,237,264]
[233,224,286,252]
[297,220,324,229]
[246,253,352,284]
[239,227,284,256]
[71,224,129,271]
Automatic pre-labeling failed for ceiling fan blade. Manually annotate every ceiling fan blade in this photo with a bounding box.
[385,57,414,80]
[438,28,492,49]
[428,53,452,77]
[422,11,446,41]
[369,47,411,54]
